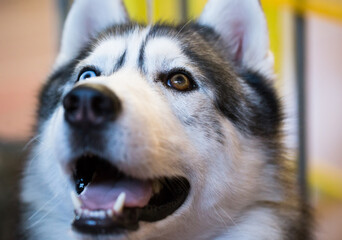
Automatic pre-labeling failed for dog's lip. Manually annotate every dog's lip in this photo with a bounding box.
[70,153,191,234]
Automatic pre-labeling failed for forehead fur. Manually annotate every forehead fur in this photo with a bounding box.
[39,22,281,139]
[81,28,189,76]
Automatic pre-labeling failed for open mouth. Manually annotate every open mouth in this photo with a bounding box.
[70,154,190,234]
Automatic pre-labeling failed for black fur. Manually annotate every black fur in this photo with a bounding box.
[37,43,94,124]
[241,71,282,137]
[114,50,127,72]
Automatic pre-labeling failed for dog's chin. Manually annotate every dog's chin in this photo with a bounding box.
[69,153,190,235]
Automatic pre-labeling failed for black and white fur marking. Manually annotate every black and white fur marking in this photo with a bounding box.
[21,0,310,239]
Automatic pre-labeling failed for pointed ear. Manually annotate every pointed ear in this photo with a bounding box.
[55,0,128,67]
[198,0,274,77]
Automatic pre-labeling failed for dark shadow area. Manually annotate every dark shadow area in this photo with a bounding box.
[0,140,26,240]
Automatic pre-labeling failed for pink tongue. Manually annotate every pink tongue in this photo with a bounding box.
[79,179,152,210]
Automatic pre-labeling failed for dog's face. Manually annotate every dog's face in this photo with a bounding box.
[22,0,282,239]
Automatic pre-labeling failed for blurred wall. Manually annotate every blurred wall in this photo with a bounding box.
[0,0,57,140]
[307,15,342,170]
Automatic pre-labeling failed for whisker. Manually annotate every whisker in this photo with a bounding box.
[28,194,59,221]
[175,19,193,39]
[23,134,42,151]
[27,198,63,229]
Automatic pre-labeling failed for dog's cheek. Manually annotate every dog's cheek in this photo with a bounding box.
[46,107,74,172]
[111,112,189,178]
[184,115,257,213]
[22,108,74,215]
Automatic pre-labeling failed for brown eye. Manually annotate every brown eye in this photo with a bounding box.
[167,73,194,91]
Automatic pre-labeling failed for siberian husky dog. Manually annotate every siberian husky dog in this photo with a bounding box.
[21,0,309,239]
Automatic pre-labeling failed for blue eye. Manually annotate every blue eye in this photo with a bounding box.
[79,70,97,81]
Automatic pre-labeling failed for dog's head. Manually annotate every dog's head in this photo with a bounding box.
[22,0,283,239]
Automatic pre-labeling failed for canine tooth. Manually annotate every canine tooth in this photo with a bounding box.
[80,185,88,196]
[70,191,82,210]
[75,208,82,216]
[113,192,126,214]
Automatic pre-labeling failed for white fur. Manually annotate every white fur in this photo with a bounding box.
[80,37,127,74]
[215,208,283,240]
[124,27,151,67]
[143,37,190,73]
[199,0,274,78]
[55,0,128,68]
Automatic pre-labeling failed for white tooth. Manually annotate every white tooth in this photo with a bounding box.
[113,192,126,214]
[84,209,90,216]
[70,191,82,210]
[107,209,113,217]
[99,210,106,218]
[75,208,82,216]
[80,186,88,196]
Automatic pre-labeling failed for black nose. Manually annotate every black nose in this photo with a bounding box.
[63,84,121,128]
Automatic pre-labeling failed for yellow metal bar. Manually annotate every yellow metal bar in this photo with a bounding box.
[310,165,342,199]
[186,0,207,19]
[186,0,342,22]
[153,0,181,23]
[262,0,342,22]
[123,0,342,25]
[262,3,283,76]
[123,0,148,23]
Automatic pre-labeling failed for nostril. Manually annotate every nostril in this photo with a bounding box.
[91,95,114,117]
[63,84,121,128]
[63,93,80,113]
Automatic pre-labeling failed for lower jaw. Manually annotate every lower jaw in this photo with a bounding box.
[72,178,190,235]
[71,155,191,234]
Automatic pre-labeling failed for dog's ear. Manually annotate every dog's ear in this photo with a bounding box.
[55,0,128,67]
[199,0,273,77]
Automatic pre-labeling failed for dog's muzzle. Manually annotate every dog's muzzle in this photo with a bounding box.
[61,84,190,235]
[63,83,121,129]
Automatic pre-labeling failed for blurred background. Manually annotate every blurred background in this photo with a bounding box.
[0,0,341,239]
